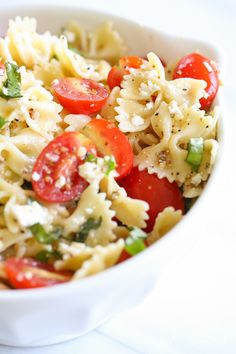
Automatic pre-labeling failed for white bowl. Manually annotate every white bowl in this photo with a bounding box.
[0,2,225,347]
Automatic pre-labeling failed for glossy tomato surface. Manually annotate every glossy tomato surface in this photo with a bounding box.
[5,258,71,289]
[32,132,96,203]
[119,167,184,232]
[82,118,133,178]
[52,77,109,114]
[173,53,219,110]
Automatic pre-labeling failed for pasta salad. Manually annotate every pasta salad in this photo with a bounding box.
[0,17,219,290]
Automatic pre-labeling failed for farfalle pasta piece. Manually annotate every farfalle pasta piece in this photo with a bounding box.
[64,183,117,246]
[136,99,219,192]
[1,17,55,68]
[63,20,89,53]
[100,175,149,229]
[55,239,124,279]
[100,86,120,123]
[147,207,183,245]
[88,22,126,64]
[53,35,111,81]
[114,53,165,133]
[0,228,32,253]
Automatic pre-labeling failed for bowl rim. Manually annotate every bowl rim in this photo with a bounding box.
[0,2,226,301]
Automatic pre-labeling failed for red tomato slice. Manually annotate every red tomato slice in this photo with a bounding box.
[118,167,184,232]
[52,78,109,114]
[4,258,71,289]
[32,132,97,203]
[107,56,144,90]
[107,66,124,90]
[173,53,219,110]
[82,118,133,178]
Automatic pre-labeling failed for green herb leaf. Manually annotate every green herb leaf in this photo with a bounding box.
[85,153,98,163]
[0,116,7,129]
[104,156,116,176]
[74,217,102,243]
[0,62,22,100]
[35,250,62,263]
[125,227,147,256]
[30,223,62,244]
[186,137,204,172]
[68,44,81,55]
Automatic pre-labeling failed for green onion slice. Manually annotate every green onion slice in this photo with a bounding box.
[0,116,7,129]
[30,224,62,244]
[186,137,204,172]
[125,227,147,256]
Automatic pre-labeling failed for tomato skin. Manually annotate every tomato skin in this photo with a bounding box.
[117,250,131,264]
[4,258,71,289]
[173,53,219,110]
[107,56,144,90]
[52,78,109,114]
[82,118,133,178]
[118,167,184,232]
[119,56,144,70]
[107,66,124,90]
[32,132,97,203]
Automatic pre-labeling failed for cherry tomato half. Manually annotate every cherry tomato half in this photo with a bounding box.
[119,167,184,232]
[52,77,109,114]
[107,56,144,90]
[173,53,219,110]
[32,132,97,203]
[82,118,133,179]
[5,258,71,289]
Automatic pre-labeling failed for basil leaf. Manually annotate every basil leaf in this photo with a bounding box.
[74,217,102,243]
[186,137,204,172]
[0,62,22,99]
[35,250,62,263]
[30,223,62,244]
[0,116,7,129]
[125,227,147,256]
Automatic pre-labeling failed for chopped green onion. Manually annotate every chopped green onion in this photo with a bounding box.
[85,153,98,163]
[0,116,7,129]
[74,217,102,243]
[35,250,62,263]
[125,227,147,256]
[186,137,204,172]
[0,62,22,99]
[30,224,62,244]
[104,156,116,176]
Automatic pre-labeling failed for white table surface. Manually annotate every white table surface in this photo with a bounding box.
[1,0,236,353]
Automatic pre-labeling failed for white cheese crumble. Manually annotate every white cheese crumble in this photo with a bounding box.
[11,201,52,228]
[32,171,40,182]
[78,146,87,159]
[55,175,66,188]
[131,115,145,126]
[79,161,105,185]
[191,173,202,186]
[79,156,117,184]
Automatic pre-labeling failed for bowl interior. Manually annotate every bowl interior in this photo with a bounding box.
[0,2,224,297]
